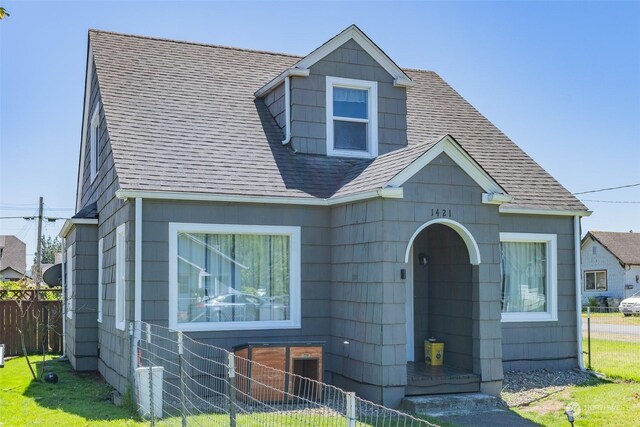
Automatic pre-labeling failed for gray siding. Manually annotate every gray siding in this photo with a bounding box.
[379,152,504,400]
[500,215,578,371]
[64,224,99,371]
[290,39,407,156]
[264,81,286,133]
[75,61,134,392]
[413,225,474,371]
[139,200,332,355]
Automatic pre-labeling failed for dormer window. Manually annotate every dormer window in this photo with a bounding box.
[90,107,99,182]
[326,77,378,158]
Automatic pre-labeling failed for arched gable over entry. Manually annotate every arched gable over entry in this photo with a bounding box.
[404,218,481,265]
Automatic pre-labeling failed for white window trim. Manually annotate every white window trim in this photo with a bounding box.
[66,246,73,319]
[326,76,378,159]
[584,270,607,292]
[97,238,103,323]
[168,223,302,332]
[499,232,558,323]
[115,224,126,331]
[89,107,99,183]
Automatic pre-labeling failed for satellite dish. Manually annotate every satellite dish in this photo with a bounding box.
[43,263,62,287]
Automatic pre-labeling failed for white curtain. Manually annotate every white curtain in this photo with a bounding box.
[177,232,289,323]
[333,87,367,103]
[500,242,547,313]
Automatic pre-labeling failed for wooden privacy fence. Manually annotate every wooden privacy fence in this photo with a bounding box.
[0,300,63,356]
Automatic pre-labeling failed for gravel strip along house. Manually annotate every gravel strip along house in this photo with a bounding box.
[60,25,590,407]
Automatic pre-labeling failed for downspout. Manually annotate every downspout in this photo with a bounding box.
[574,215,585,370]
[282,76,291,145]
[61,237,66,358]
[135,197,142,324]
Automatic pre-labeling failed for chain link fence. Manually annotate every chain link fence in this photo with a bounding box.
[131,322,437,426]
[582,307,640,381]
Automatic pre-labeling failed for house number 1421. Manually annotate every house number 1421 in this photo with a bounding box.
[431,208,452,217]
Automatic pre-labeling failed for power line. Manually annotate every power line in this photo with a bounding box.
[581,199,640,204]
[573,183,640,195]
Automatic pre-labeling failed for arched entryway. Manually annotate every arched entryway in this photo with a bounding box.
[404,219,481,394]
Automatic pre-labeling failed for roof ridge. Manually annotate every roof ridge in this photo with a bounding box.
[88,29,443,74]
[88,29,304,59]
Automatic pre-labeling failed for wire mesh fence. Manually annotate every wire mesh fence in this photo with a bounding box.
[132,322,437,426]
[582,306,640,380]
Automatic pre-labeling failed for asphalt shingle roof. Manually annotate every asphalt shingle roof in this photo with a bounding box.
[89,30,587,211]
[587,232,640,265]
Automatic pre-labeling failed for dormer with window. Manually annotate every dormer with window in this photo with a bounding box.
[257,25,413,159]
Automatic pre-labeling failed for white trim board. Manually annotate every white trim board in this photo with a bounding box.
[499,232,558,323]
[326,76,378,159]
[254,68,309,98]
[116,188,403,206]
[295,25,414,88]
[168,223,301,332]
[59,218,98,238]
[385,134,508,196]
[404,218,482,266]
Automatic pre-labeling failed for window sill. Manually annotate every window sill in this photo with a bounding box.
[501,312,558,323]
[115,321,126,331]
[170,319,301,332]
[327,148,376,159]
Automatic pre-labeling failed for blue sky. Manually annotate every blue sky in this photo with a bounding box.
[1,1,639,268]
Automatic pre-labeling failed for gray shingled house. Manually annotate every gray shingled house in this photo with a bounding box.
[59,25,590,406]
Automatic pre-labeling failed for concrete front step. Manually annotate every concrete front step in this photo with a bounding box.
[400,393,504,417]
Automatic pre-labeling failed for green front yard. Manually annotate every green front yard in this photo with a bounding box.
[2,352,639,426]
[0,356,144,426]
[513,378,640,427]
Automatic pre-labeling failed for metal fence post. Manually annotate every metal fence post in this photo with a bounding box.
[178,331,187,427]
[227,352,237,427]
[587,306,592,370]
[346,391,356,427]
[147,323,155,426]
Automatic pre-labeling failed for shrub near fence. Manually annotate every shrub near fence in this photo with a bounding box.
[582,307,640,381]
[134,322,437,427]
[0,298,63,356]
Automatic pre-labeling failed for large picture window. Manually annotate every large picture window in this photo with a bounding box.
[584,270,607,291]
[169,223,301,331]
[500,233,557,322]
[326,76,377,158]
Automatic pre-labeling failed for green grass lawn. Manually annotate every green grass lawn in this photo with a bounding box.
[512,377,640,427]
[583,338,640,382]
[0,356,144,426]
[0,356,434,427]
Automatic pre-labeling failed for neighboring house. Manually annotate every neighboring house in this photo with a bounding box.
[581,231,640,304]
[0,235,26,281]
[59,25,590,406]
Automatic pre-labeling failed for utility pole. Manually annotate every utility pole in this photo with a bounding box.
[35,196,43,294]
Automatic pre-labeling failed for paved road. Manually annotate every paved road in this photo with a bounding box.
[582,322,640,339]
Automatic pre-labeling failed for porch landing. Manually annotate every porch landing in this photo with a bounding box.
[406,362,480,395]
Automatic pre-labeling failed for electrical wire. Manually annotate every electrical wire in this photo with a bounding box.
[581,199,640,204]
[573,183,640,195]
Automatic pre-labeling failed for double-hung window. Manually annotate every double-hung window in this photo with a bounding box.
[326,76,377,158]
[584,270,607,291]
[169,223,301,332]
[115,224,126,331]
[499,233,558,322]
[90,107,99,182]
